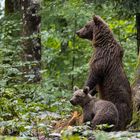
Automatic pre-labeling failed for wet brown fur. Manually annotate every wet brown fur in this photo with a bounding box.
[76,15,133,130]
[70,87,119,130]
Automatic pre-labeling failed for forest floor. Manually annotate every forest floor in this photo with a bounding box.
[1,108,140,140]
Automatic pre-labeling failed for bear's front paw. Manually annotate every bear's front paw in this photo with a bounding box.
[89,88,98,96]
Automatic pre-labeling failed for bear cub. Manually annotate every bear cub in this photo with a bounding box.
[70,86,119,130]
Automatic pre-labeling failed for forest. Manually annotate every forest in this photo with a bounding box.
[0,0,140,140]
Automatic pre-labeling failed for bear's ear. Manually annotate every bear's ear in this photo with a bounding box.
[93,15,100,25]
[83,86,89,94]
[73,86,79,92]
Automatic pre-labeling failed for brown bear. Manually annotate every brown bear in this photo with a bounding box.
[76,15,133,130]
[70,86,119,130]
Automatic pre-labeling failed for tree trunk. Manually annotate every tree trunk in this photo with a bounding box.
[132,13,140,111]
[5,0,14,15]
[136,13,140,55]
[21,0,41,82]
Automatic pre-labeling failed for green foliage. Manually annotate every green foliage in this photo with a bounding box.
[92,0,140,18]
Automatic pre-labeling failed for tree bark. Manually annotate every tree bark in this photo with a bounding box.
[21,0,41,82]
[5,0,14,15]
[132,13,140,111]
[136,13,140,55]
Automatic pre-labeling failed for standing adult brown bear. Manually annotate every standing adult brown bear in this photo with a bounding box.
[76,15,133,130]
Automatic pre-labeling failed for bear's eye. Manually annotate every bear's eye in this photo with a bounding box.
[76,95,80,98]
[85,25,89,28]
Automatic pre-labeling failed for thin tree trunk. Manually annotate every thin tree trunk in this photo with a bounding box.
[132,13,140,111]
[21,0,41,82]
[71,13,77,89]
[136,13,140,55]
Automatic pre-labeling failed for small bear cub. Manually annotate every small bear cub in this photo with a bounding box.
[70,86,119,130]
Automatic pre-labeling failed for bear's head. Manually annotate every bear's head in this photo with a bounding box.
[76,20,95,40]
[70,86,92,107]
[76,15,107,41]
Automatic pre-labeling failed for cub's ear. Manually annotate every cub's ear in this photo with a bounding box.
[83,86,89,94]
[73,86,79,92]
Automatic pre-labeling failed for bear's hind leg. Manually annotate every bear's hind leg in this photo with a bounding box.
[91,112,117,131]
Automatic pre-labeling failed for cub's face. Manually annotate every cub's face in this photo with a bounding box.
[76,20,95,40]
[70,86,90,107]
[70,89,85,106]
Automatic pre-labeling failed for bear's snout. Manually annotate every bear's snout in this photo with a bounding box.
[70,99,76,106]
[76,28,86,38]
[70,99,74,105]
[76,30,80,36]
